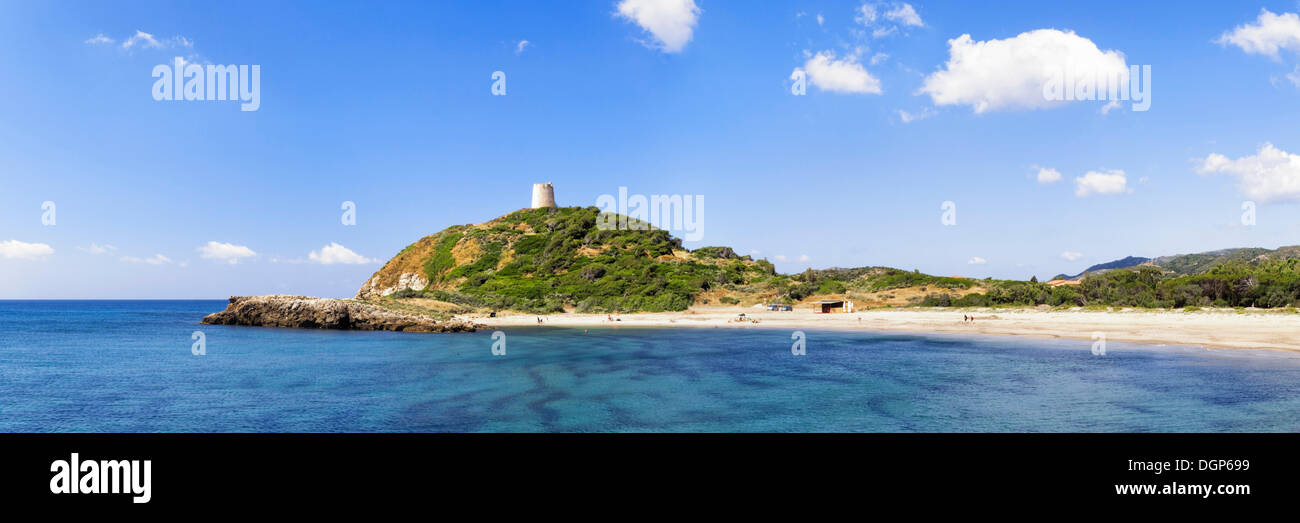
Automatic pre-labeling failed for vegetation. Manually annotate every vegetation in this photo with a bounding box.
[918,260,1300,309]
[379,207,772,313]
[367,206,1300,313]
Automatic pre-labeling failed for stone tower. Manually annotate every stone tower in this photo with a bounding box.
[531,182,556,209]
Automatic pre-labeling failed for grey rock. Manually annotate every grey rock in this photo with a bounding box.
[200,295,479,333]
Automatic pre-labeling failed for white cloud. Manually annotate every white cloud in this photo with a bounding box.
[1074,169,1129,197]
[1197,143,1300,203]
[854,3,923,38]
[1287,65,1300,87]
[798,254,811,262]
[817,13,824,26]
[968,256,987,265]
[122,30,162,50]
[119,30,192,51]
[1036,167,1063,184]
[198,241,256,264]
[1216,9,1300,59]
[79,243,117,255]
[884,3,923,27]
[897,107,935,123]
[774,255,789,262]
[121,254,172,265]
[793,51,882,94]
[615,0,700,53]
[869,52,889,65]
[920,29,1130,113]
[308,242,378,265]
[1,240,54,260]
[1060,251,1084,261]
[854,4,878,26]
[84,34,114,45]
[749,249,761,255]
[515,40,530,55]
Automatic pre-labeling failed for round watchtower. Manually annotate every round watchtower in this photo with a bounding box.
[531,182,556,209]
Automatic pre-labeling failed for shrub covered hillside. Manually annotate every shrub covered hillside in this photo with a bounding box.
[917,259,1300,309]
[356,206,777,313]
[357,207,1300,313]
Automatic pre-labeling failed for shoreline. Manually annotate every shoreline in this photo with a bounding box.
[464,306,1300,354]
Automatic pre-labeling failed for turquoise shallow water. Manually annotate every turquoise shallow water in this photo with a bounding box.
[2,300,1299,432]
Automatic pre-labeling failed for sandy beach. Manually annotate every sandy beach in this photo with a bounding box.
[467,306,1300,353]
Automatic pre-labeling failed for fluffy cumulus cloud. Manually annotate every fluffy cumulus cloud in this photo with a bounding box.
[1060,251,1084,261]
[197,241,256,264]
[1036,167,1063,184]
[615,0,700,53]
[793,51,882,94]
[920,29,1129,113]
[308,242,378,265]
[968,256,987,265]
[1197,143,1300,203]
[1216,9,1300,58]
[0,240,54,260]
[1074,169,1129,197]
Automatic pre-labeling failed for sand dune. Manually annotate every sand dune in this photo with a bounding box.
[468,306,1300,353]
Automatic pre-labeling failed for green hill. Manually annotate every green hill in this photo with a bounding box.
[1151,245,1300,276]
[356,206,1300,312]
[356,206,778,313]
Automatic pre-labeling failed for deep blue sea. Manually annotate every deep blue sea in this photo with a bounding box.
[2,300,1299,432]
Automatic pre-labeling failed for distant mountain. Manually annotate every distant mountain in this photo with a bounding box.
[1055,246,1300,280]
[1054,256,1150,280]
[1150,246,1300,275]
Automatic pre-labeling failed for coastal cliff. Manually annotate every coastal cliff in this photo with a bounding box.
[201,295,480,332]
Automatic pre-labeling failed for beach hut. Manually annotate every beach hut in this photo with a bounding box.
[813,300,844,313]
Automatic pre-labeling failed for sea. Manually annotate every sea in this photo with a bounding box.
[2,300,1299,432]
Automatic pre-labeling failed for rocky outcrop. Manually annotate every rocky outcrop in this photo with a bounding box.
[355,272,428,300]
[201,295,479,332]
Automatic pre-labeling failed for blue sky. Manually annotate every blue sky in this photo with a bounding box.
[2,0,1299,298]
